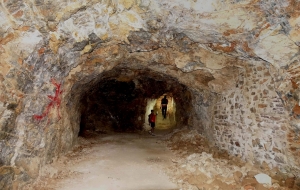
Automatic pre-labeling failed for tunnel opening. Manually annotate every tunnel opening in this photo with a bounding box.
[77,67,193,137]
[143,94,176,132]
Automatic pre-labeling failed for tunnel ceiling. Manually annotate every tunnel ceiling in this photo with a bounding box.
[81,66,204,99]
[86,67,191,98]
[1,0,299,99]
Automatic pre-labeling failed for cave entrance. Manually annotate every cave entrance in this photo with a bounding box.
[77,68,192,137]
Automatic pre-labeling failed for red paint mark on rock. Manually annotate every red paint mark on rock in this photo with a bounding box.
[33,78,62,121]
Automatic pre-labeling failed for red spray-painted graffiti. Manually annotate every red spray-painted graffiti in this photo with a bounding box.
[33,78,62,121]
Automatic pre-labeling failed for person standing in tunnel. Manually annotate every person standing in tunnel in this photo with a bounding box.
[148,110,157,136]
[161,95,168,119]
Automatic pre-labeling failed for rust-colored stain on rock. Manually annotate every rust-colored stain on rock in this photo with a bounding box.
[38,48,45,55]
[286,0,300,17]
[293,104,300,115]
[13,10,24,18]
[291,79,298,89]
[290,147,297,152]
[0,33,15,45]
[241,41,253,53]
[18,58,23,65]
[18,26,30,31]
[258,104,267,108]
[223,29,244,36]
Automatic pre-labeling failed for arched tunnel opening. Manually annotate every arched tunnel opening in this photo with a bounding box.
[77,67,192,137]
[40,59,299,189]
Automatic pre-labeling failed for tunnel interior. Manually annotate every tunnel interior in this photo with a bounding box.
[78,67,192,136]
[2,0,300,189]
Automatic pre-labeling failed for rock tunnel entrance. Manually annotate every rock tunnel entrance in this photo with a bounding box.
[77,67,192,136]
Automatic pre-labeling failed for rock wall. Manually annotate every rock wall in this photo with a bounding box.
[191,90,217,141]
[213,61,296,172]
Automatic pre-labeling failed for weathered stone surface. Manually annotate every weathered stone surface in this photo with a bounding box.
[0,167,14,190]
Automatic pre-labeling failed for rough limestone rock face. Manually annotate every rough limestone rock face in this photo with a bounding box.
[1,0,300,188]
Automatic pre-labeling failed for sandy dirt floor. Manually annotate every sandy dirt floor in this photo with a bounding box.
[27,128,300,190]
[30,133,178,190]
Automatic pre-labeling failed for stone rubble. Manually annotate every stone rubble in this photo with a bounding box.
[165,129,300,190]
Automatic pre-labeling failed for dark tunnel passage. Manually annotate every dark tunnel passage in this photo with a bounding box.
[78,68,192,136]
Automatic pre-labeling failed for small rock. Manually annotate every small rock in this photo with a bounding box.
[254,173,272,185]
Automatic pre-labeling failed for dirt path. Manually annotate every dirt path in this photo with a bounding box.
[27,129,299,190]
[34,133,178,190]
